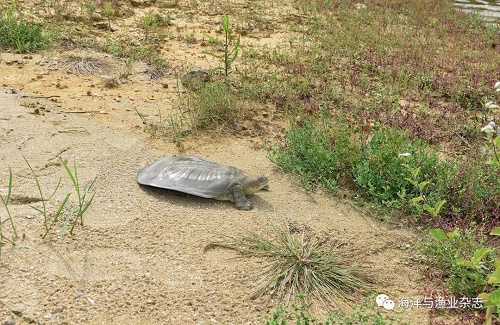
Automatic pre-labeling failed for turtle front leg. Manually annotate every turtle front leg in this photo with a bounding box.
[232,185,253,210]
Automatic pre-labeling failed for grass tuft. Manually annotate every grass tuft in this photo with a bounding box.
[206,224,373,311]
[60,54,112,75]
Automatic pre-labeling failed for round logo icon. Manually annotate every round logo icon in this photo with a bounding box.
[383,299,395,310]
[376,294,389,307]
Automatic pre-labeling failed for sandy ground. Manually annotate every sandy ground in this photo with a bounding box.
[0,1,444,324]
[0,63,430,325]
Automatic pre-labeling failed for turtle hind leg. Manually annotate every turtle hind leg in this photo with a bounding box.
[232,185,253,210]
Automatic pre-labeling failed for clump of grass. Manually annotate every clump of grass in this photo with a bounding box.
[102,1,115,31]
[103,34,126,57]
[206,224,373,311]
[22,154,95,238]
[0,3,52,53]
[189,82,236,129]
[143,52,168,80]
[22,154,67,238]
[60,54,112,75]
[167,111,188,148]
[166,81,237,137]
[61,160,96,235]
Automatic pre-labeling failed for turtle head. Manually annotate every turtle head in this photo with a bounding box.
[243,176,269,195]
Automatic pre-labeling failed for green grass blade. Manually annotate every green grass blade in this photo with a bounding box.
[201,50,223,59]
[47,177,62,201]
[52,193,71,223]
[30,205,44,215]
[6,168,13,205]
[78,192,95,220]
[60,207,78,238]
[62,160,79,194]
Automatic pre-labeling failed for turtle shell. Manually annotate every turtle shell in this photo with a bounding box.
[137,156,246,198]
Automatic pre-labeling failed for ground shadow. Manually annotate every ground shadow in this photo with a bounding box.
[138,184,272,211]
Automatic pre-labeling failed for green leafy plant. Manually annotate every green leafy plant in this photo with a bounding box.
[353,127,445,211]
[403,164,446,218]
[265,295,319,325]
[140,13,172,42]
[103,34,125,58]
[265,294,410,325]
[202,14,240,79]
[468,227,500,325]
[423,228,494,298]
[425,227,500,325]
[408,161,498,322]
[0,168,18,256]
[206,224,372,311]
[406,159,495,299]
[268,117,358,192]
[0,2,51,53]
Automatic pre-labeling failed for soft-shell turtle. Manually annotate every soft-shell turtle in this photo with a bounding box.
[137,156,269,210]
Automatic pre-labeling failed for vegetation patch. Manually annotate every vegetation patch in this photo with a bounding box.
[60,54,112,75]
[206,224,373,311]
[266,295,410,325]
[0,4,52,53]
[268,116,358,192]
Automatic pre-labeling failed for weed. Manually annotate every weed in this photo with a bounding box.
[0,168,18,256]
[206,224,372,311]
[167,112,187,147]
[22,154,95,238]
[202,14,240,79]
[0,3,52,53]
[104,33,125,57]
[22,154,67,238]
[140,13,172,42]
[265,294,410,325]
[268,116,358,192]
[84,1,97,23]
[407,153,495,320]
[440,158,499,227]
[326,295,411,325]
[420,227,493,297]
[61,160,96,235]
[103,2,115,30]
[143,51,168,80]
[265,295,319,325]
[352,127,446,212]
[181,81,236,130]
